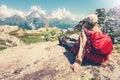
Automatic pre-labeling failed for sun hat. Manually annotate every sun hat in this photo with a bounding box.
[83,14,98,24]
[74,14,98,30]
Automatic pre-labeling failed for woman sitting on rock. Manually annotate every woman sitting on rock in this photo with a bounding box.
[59,14,113,72]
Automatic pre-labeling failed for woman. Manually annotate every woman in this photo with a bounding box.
[71,14,113,72]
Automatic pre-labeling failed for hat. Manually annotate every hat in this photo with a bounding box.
[74,14,98,30]
[83,14,98,24]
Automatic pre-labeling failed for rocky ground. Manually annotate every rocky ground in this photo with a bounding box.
[0,38,120,80]
[0,26,120,80]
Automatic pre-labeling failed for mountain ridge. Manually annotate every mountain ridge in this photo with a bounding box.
[0,5,82,30]
[0,5,120,30]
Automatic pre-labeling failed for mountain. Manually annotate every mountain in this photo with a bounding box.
[97,6,120,30]
[0,14,32,30]
[49,18,77,29]
[94,6,120,43]
[0,5,120,31]
[108,6,120,21]
[74,6,120,43]
[0,5,81,30]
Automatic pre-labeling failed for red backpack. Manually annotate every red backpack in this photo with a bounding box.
[84,31,113,63]
[89,32,113,55]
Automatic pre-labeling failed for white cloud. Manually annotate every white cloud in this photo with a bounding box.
[48,8,81,21]
[47,8,86,21]
[0,5,86,21]
[113,0,120,7]
[0,5,25,19]
[30,6,46,15]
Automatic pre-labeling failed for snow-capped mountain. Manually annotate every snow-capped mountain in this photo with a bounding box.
[0,5,82,30]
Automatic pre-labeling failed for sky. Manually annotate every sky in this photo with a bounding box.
[0,0,120,15]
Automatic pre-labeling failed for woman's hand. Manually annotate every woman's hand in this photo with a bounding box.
[71,62,80,72]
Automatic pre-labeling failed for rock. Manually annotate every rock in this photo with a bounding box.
[117,60,120,65]
[45,47,50,51]
[0,74,3,79]
[0,32,24,47]
[16,29,24,37]
[33,60,39,64]
[0,25,19,34]
[12,68,23,75]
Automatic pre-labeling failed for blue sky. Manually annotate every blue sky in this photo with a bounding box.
[0,0,119,15]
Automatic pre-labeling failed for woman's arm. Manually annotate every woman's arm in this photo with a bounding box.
[75,29,87,63]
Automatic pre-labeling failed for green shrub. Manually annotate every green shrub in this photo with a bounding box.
[0,40,7,50]
[19,33,47,44]
[0,40,6,45]
[0,46,7,50]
